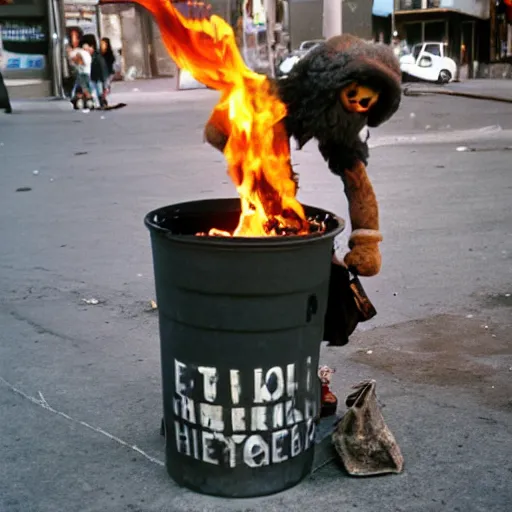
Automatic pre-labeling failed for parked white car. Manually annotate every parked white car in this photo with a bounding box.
[400,42,457,84]
[277,39,324,78]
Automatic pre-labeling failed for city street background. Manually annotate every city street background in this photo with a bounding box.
[1,80,511,511]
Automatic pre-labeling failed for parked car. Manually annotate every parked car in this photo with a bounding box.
[400,42,457,84]
[276,39,324,78]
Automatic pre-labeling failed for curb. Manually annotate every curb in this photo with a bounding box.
[9,98,73,113]
[403,86,512,104]
[369,125,510,149]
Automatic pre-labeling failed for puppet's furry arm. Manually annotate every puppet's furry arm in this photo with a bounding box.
[319,141,382,276]
[204,106,229,152]
[343,161,383,276]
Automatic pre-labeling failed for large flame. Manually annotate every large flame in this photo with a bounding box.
[123,0,307,236]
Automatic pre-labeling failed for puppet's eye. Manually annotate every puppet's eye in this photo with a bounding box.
[340,83,380,114]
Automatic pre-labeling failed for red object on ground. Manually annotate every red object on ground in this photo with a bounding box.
[319,365,338,417]
[321,383,338,417]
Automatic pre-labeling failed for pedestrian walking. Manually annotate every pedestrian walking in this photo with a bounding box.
[0,24,12,114]
[81,34,109,108]
[0,69,12,114]
[100,37,116,93]
[68,44,94,109]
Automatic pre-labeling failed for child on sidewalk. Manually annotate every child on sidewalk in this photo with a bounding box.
[68,45,93,109]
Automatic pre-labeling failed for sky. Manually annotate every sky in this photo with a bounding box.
[372,0,394,17]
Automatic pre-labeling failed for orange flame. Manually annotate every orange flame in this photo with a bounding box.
[127,0,307,236]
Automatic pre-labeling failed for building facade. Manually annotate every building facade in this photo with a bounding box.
[0,0,64,97]
[393,0,512,77]
[289,0,373,47]
[96,0,232,81]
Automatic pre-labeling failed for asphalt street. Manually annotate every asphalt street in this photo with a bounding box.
[1,83,511,512]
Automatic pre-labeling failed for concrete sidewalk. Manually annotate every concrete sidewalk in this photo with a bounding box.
[448,79,512,98]
[0,93,511,512]
[405,79,512,101]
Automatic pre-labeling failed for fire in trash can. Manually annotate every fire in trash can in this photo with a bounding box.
[114,0,320,237]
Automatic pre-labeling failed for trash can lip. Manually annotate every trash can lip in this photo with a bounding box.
[144,197,345,247]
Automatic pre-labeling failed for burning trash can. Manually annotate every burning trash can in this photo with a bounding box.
[145,198,344,497]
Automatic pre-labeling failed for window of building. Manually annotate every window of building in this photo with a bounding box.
[424,21,446,42]
[404,23,422,45]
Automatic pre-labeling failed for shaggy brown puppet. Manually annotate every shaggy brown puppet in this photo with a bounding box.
[205,35,401,275]
[205,35,401,343]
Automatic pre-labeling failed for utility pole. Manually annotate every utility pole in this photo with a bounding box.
[391,0,397,39]
[264,0,276,77]
[508,23,512,57]
[490,0,496,61]
[48,0,65,98]
[323,0,342,39]
[226,0,232,25]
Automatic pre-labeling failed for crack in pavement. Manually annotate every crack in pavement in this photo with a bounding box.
[0,376,165,467]
[8,309,85,345]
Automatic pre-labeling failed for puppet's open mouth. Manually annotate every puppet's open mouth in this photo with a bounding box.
[341,82,380,113]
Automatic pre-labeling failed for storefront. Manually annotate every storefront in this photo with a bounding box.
[97,0,233,81]
[98,1,163,79]
[394,8,490,78]
[372,0,393,43]
[0,0,50,80]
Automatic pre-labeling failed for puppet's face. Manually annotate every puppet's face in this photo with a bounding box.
[340,82,380,114]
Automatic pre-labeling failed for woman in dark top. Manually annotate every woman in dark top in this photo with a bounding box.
[100,37,116,91]
[0,69,12,114]
[80,34,109,108]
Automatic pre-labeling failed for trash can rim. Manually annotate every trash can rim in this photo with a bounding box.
[144,197,345,248]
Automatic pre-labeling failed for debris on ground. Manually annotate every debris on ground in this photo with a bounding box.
[332,380,404,476]
[82,298,100,305]
[319,366,337,418]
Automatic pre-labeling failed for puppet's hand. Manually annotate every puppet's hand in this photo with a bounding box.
[344,229,383,277]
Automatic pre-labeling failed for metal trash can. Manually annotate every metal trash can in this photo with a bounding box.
[145,198,344,497]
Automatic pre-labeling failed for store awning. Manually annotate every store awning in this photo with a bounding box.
[395,8,489,21]
[372,0,393,17]
[64,0,100,4]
